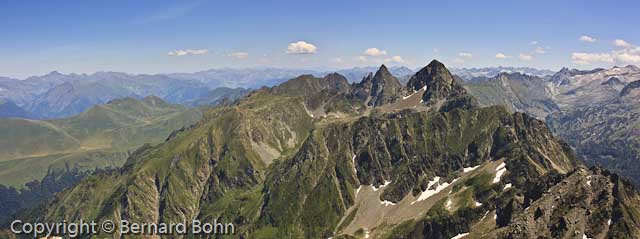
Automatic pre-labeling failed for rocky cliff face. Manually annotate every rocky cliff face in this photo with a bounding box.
[6,60,640,239]
[407,60,470,105]
[464,72,559,119]
[351,65,404,107]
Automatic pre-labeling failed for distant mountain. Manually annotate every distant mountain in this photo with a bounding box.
[547,67,605,86]
[546,67,640,185]
[0,67,413,119]
[0,99,35,119]
[547,65,640,110]
[0,96,202,188]
[464,72,559,119]
[451,66,555,81]
[167,66,414,89]
[182,87,251,107]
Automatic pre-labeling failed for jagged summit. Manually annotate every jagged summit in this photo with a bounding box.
[406,60,453,92]
[403,60,475,110]
[349,64,404,107]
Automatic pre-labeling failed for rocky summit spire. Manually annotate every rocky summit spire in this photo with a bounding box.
[350,64,403,107]
[406,60,472,109]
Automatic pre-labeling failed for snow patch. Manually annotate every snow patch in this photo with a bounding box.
[463,165,480,173]
[352,154,357,174]
[411,176,459,205]
[586,175,592,187]
[403,86,426,100]
[492,162,507,184]
[372,180,392,192]
[364,229,370,238]
[474,201,483,207]
[381,200,396,206]
[608,219,612,225]
[503,183,512,190]
[355,186,362,197]
[450,232,469,239]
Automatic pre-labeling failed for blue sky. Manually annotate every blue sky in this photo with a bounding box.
[1,0,639,78]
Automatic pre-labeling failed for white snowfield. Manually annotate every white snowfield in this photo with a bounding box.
[450,232,469,239]
[403,86,427,100]
[463,165,480,173]
[411,176,459,205]
[493,162,507,183]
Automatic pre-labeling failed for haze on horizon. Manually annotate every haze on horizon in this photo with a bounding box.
[1,0,639,78]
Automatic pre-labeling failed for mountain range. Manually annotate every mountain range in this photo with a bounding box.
[461,65,640,187]
[0,67,414,120]
[4,61,639,238]
[451,67,556,81]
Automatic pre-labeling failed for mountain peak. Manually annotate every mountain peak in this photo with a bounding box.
[427,59,446,68]
[406,59,456,91]
[404,60,476,111]
[373,64,393,79]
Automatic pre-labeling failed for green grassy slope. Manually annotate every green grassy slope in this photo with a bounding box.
[0,96,202,188]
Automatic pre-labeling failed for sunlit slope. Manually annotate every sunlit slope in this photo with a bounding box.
[0,96,202,187]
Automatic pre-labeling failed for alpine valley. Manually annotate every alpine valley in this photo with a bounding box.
[2,61,639,239]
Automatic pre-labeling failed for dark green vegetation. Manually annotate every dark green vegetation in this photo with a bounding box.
[0,167,101,224]
[4,61,640,238]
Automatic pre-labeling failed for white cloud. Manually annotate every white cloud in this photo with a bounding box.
[572,39,640,65]
[458,52,473,59]
[364,48,387,57]
[615,52,640,64]
[535,46,546,54]
[495,53,509,59]
[530,41,539,45]
[333,57,344,63]
[227,51,248,59]
[432,48,440,53]
[356,56,368,62]
[613,39,632,48]
[386,56,405,63]
[519,53,533,61]
[453,58,465,64]
[167,49,208,56]
[571,52,613,65]
[286,41,317,54]
[579,35,597,43]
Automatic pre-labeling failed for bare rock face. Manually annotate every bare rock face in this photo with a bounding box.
[351,65,403,107]
[620,80,640,97]
[407,60,468,103]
